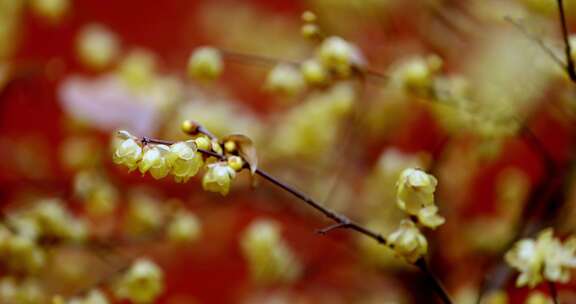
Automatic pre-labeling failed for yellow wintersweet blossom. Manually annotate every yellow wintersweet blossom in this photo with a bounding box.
[139,145,173,179]
[505,228,576,287]
[76,24,120,70]
[168,141,203,183]
[396,168,445,229]
[525,291,552,304]
[167,211,201,243]
[300,59,328,85]
[387,219,428,263]
[187,46,223,81]
[113,131,143,171]
[317,36,364,77]
[29,0,69,22]
[202,162,236,196]
[114,258,164,304]
[240,219,301,284]
[265,63,305,96]
[67,289,109,304]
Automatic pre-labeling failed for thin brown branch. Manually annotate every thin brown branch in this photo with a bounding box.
[557,0,576,81]
[218,48,389,85]
[416,258,453,304]
[504,16,566,70]
[549,281,560,304]
[139,133,452,304]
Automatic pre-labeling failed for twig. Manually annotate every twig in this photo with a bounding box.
[141,134,452,304]
[218,48,389,85]
[504,16,566,71]
[548,281,560,304]
[416,258,453,304]
[557,0,576,82]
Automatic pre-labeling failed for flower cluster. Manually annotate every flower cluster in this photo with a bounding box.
[505,228,576,287]
[0,277,45,303]
[386,168,444,263]
[113,125,251,196]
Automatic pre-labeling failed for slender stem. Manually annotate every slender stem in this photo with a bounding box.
[415,258,453,304]
[218,48,388,84]
[504,16,566,70]
[549,281,560,304]
[557,0,576,81]
[139,134,452,303]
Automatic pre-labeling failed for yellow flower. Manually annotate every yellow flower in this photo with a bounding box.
[396,168,444,229]
[168,141,203,183]
[114,258,163,304]
[505,228,576,287]
[202,162,236,196]
[505,238,543,287]
[113,134,143,172]
[300,59,328,85]
[265,63,305,96]
[139,145,172,179]
[240,219,301,284]
[525,291,552,304]
[76,24,119,70]
[317,36,364,77]
[30,0,69,22]
[68,289,109,304]
[167,211,201,243]
[542,235,576,283]
[187,47,223,81]
[387,219,428,263]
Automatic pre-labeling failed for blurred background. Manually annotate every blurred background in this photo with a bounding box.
[1,0,576,303]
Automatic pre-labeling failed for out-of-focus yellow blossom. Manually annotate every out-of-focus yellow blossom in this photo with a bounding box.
[481,290,509,304]
[113,131,143,171]
[125,195,164,236]
[396,168,444,229]
[31,199,87,242]
[240,219,301,284]
[202,162,236,196]
[525,291,552,304]
[29,0,69,22]
[392,56,441,97]
[114,258,164,304]
[387,219,428,263]
[317,36,364,77]
[60,137,102,170]
[187,47,223,81]
[301,10,317,22]
[73,170,118,216]
[1,234,46,273]
[167,211,201,243]
[300,59,328,85]
[506,228,576,287]
[117,49,157,89]
[76,24,119,70]
[68,289,109,304]
[168,141,203,183]
[265,63,305,96]
[0,277,45,304]
[271,81,355,157]
[0,0,24,61]
[301,23,320,39]
[139,145,173,179]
